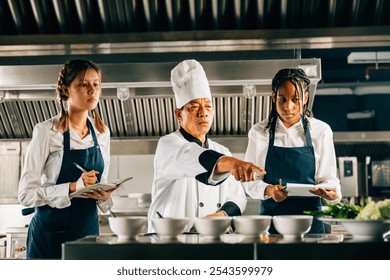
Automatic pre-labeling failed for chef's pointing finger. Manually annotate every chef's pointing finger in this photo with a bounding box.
[252,165,266,176]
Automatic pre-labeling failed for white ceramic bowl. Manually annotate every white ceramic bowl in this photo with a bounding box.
[233,215,272,237]
[194,216,232,238]
[272,215,313,239]
[152,217,189,238]
[108,216,147,240]
[337,219,390,240]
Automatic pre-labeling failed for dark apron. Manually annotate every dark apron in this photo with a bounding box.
[260,121,324,234]
[26,120,104,259]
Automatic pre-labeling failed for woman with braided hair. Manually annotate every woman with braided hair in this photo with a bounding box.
[244,68,341,233]
[18,59,112,259]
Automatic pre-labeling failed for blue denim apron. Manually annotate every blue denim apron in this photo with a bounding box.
[26,120,104,259]
[260,121,324,234]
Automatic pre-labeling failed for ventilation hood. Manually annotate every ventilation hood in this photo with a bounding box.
[0,58,321,139]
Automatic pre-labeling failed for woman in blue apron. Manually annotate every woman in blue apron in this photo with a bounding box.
[18,59,112,259]
[244,68,342,234]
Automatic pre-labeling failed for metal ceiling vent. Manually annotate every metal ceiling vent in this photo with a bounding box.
[0,59,321,139]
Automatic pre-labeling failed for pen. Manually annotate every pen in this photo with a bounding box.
[73,163,87,173]
[279,178,287,190]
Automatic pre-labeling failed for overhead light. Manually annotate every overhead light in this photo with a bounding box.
[243,85,256,99]
[117,87,130,101]
[347,51,390,64]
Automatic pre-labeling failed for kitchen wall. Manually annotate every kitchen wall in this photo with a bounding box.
[314,94,390,132]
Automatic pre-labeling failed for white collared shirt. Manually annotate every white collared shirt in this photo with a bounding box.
[244,117,342,201]
[18,115,110,209]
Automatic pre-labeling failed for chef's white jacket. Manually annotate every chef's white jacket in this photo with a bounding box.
[18,115,110,209]
[147,129,247,233]
[244,117,342,201]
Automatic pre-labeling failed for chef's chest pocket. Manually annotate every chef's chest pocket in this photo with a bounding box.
[39,207,71,232]
[198,186,221,216]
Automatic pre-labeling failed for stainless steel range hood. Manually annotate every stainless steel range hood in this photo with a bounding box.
[0,58,321,139]
[0,59,321,90]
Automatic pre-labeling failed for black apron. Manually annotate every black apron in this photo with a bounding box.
[26,120,104,259]
[260,121,324,234]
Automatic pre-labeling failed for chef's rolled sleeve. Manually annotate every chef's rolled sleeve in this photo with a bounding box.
[196,150,227,185]
[220,201,242,216]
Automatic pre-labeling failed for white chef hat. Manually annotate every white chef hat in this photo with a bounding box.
[171,59,212,108]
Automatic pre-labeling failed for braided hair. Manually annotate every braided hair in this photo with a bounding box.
[55,59,106,133]
[265,68,313,138]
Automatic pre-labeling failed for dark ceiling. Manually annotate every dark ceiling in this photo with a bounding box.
[1,0,390,85]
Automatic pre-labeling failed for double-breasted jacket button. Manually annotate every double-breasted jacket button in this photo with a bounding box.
[199,202,204,207]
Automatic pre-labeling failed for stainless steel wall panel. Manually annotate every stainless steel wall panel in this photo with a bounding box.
[126,99,137,137]
[95,99,110,135]
[224,96,232,135]
[242,97,248,134]
[134,98,146,136]
[0,56,312,140]
[156,98,167,136]
[116,100,130,137]
[149,98,160,136]
[261,95,271,122]
[126,99,139,136]
[215,96,224,135]
[0,104,13,138]
[142,98,154,136]
[46,100,59,118]
[5,101,24,139]
[164,98,177,134]
[17,102,33,138]
[106,99,119,137]
[32,100,45,123]
[1,0,389,44]
[231,96,239,135]
[210,97,218,135]
[24,102,39,130]
[111,99,123,137]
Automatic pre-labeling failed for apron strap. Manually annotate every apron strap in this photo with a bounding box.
[87,118,100,149]
[270,118,313,147]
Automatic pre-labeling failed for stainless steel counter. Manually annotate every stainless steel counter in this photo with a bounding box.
[62,233,390,260]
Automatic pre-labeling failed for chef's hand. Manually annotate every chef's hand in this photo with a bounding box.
[207,211,228,217]
[215,156,266,182]
[80,170,100,186]
[83,188,114,202]
[69,170,100,193]
[265,184,287,202]
[309,187,338,201]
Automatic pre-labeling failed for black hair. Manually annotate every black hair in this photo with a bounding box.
[265,68,313,137]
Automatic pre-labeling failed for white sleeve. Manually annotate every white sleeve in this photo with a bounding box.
[156,135,224,183]
[243,127,269,200]
[18,124,70,209]
[99,127,111,183]
[314,127,342,202]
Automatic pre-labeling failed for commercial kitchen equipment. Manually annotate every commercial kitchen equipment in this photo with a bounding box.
[5,227,28,259]
[366,156,390,197]
[62,233,390,260]
[338,157,359,197]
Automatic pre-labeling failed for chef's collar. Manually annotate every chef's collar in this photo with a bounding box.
[179,127,209,148]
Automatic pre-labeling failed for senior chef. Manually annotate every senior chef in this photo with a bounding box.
[147,59,265,233]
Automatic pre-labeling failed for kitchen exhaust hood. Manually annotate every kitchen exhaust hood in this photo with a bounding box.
[0,58,321,139]
[0,58,321,91]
